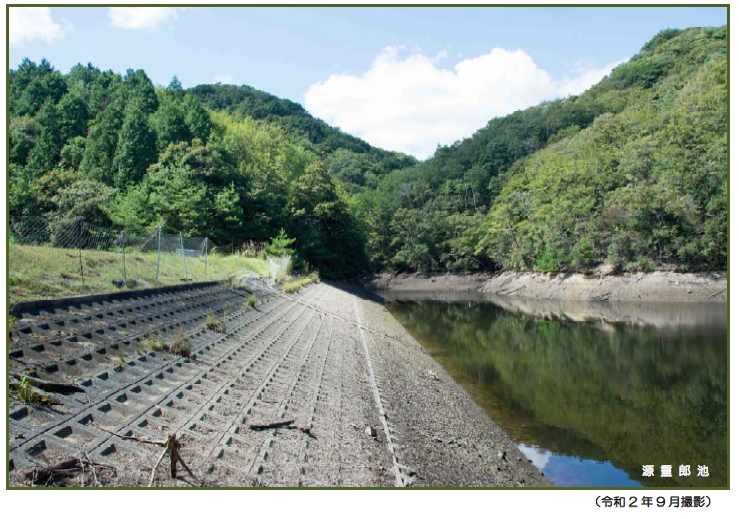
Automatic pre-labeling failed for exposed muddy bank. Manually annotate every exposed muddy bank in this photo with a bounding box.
[377,290,726,330]
[364,271,727,303]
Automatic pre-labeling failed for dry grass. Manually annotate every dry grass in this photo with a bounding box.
[137,329,191,358]
[282,274,319,294]
[205,309,227,334]
[169,326,191,357]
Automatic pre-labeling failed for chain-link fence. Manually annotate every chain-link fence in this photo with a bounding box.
[9,217,219,300]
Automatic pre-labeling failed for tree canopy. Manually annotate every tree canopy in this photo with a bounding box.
[8,27,727,277]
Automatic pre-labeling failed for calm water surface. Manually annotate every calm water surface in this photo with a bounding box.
[380,291,727,488]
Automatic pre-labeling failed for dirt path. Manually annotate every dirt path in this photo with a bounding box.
[8,282,548,488]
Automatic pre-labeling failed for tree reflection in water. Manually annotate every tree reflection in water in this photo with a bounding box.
[388,297,727,487]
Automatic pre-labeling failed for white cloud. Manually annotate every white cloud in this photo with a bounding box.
[108,7,180,30]
[213,74,234,84]
[433,49,449,62]
[305,47,625,159]
[9,7,65,45]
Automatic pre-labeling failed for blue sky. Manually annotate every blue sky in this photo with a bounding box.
[9,6,727,157]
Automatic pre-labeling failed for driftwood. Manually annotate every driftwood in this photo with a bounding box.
[249,419,316,439]
[26,453,116,486]
[10,373,85,395]
[249,420,295,431]
[89,422,200,487]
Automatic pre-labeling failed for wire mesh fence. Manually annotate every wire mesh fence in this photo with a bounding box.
[9,217,216,300]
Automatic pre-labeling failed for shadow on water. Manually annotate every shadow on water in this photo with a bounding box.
[379,290,727,488]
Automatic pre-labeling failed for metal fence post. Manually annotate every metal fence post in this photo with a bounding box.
[204,237,208,280]
[180,231,189,281]
[121,231,127,283]
[79,248,85,286]
[155,226,162,283]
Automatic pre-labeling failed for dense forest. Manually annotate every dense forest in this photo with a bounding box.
[8,26,727,277]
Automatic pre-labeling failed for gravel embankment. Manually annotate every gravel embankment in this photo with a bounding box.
[9,281,548,487]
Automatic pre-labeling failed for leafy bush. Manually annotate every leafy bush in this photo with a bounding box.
[265,229,296,257]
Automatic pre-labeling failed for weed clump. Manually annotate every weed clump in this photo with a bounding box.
[282,273,319,294]
[170,326,191,357]
[245,295,257,310]
[205,309,227,334]
[13,374,52,406]
[137,330,191,358]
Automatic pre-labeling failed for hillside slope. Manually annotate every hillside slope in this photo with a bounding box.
[359,26,727,274]
[189,83,417,190]
[7,27,726,279]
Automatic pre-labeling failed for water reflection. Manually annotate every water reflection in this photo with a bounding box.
[383,292,727,487]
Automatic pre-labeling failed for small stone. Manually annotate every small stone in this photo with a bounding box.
[420,369,440,381]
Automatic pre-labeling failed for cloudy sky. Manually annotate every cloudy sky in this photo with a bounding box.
[9,6,727,158]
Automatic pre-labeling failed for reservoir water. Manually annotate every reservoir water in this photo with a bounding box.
[380,290,727,487]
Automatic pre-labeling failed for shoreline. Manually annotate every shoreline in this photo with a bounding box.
[344,282,551,487]
[9,281,549,487]
[364,271,727,303]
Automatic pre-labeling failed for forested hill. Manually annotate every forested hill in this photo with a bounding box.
[8,59,414,277]
[189,84,414,167]
[8,26,727,278]
[356,26,727,274]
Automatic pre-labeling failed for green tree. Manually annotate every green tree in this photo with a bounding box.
[57,92,89,143]
[184,94,213,143]
[112,99,158,188]
[151,94,191,150]
[80,100,125,184]
[26,100,62,177]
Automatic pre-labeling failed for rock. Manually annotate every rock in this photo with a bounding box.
[420,369,440,381]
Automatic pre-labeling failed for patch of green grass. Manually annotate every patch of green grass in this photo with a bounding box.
[9,243,269,301]
[244,295,257,310]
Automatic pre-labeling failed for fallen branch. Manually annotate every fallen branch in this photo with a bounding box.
[249,419,295,431]
[10,373,85,395]
[249,420,317,439]
[26,454,116,487]
[90,422,165,446]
